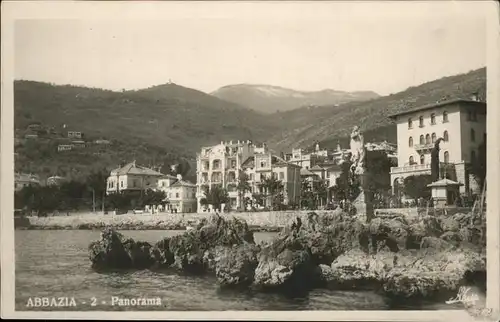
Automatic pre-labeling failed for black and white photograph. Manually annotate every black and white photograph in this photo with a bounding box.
[1,1,499,320]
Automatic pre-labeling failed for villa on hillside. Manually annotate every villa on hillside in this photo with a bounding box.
[15,173,41,191]
[388,95,486,198]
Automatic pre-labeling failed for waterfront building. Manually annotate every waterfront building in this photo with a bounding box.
[67,131,83,139]
[14,173,41,191]
[196,140,257,210]
[106,161,164,194]
[167,176,197,213]
[288,142,328,169]
[240,152,302,209]
[388,96,486,197]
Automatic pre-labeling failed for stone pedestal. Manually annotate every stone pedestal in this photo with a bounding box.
[355,173,374,223]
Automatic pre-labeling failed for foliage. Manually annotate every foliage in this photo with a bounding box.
[330,161,361,202]
[300,178,328,210]
[259,175,285,210]
[470,136,487,191]
[204,185,229,211]
[402,175,433,200]
[364,150,393,200]
[236,171,252,210]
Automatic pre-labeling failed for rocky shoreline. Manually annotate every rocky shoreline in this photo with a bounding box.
[87,209,486,300]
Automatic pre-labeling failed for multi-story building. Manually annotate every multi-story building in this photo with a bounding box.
[388,96,486,197]
[196,140,302,210]
[288,142,328,169]
[106,161,164,194]
[57,144,74,152]
[241,152,301,208]
[196,140,257,210]
[14,173,40,191]
[167,177,197,213]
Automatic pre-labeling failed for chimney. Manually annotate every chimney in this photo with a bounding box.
[229,140,233,145]
[470,92,479,101]
[221,141,224,145]
[176,174,182,181]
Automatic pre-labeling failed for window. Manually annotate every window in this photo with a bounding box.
[132,180,137,188]
[419,116,424,127]
[425,134,431,145]
[279,172,284,180]
[444,151,449,163]
[443,111,448,123]
[472,111,477,121]
[471,150,476,163]
[431,113,436,125]
[175,193,179,198]
[408,137,413,147]
[231,160,237,168]
[260,161,267,168]
[408,118,413,129]
[409,156,414,164]
[249,173,254,181]
[431,133,436,143]
[419,135,425,145]
[420,154,425,165]
[120,181,124,188]
[443,130,449,142]
[467,110,472,121]
[470,128,476,142]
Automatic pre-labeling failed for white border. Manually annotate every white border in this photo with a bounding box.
[1,1,499,321]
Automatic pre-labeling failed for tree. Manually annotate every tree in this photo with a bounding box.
[402,175,433,200]
[236,171,251,210]
[204,184,229,211]
[364,150,393,205]
[331,160,361,203]
[142,189,167,207]
[470,135,486,191]
[260,175,285,210]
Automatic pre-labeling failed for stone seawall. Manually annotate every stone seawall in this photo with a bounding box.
[20,211,332,230]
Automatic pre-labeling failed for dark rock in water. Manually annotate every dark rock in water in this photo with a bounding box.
[253,232,316,291]
[168,213,255,274]
[89,227,152,270]
[214,244,260,286]
[383,247,485,299]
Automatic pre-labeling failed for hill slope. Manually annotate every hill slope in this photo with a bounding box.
[267,67,487,151]
[13,81,277,180]
[211,84,379,114]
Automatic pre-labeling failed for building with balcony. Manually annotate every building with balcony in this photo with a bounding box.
[240,153,302,209]
[388,96,486,197]
[196,140,257,210]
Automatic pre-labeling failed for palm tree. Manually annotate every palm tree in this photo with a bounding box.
[260,175,284,210]
[236,171,251,210]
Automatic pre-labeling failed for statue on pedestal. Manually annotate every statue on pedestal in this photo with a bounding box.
[350,126,366,175]
[431,138,444,182]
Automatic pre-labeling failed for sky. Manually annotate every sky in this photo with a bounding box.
[13,1,488,96]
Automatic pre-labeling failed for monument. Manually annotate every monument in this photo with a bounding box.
[430,138,444,181]
[349,126,374,222]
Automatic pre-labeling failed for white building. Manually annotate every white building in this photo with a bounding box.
[196,140,257,210]
[106,161,164,194]
[388,97,486,197]
[288,142,328,169]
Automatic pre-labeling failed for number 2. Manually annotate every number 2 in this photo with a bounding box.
[90,297,97,306]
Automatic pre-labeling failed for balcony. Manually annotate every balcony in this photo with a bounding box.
[391,162,454,175]
[413,143,434,152]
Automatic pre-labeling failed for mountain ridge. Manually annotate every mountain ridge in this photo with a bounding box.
[211,84,380,113]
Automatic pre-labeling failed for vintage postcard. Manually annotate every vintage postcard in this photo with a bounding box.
[1,0,499,320]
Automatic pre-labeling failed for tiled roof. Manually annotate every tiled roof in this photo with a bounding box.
[388,98,486,119]
[241,156,255,169]
[427,178,463,187]
[159,174,177,180]
[171,180,196,187]
[300,168,316,176]
[110,161,164,176]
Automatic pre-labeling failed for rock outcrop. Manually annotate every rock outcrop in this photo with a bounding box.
[88,210,486,300]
